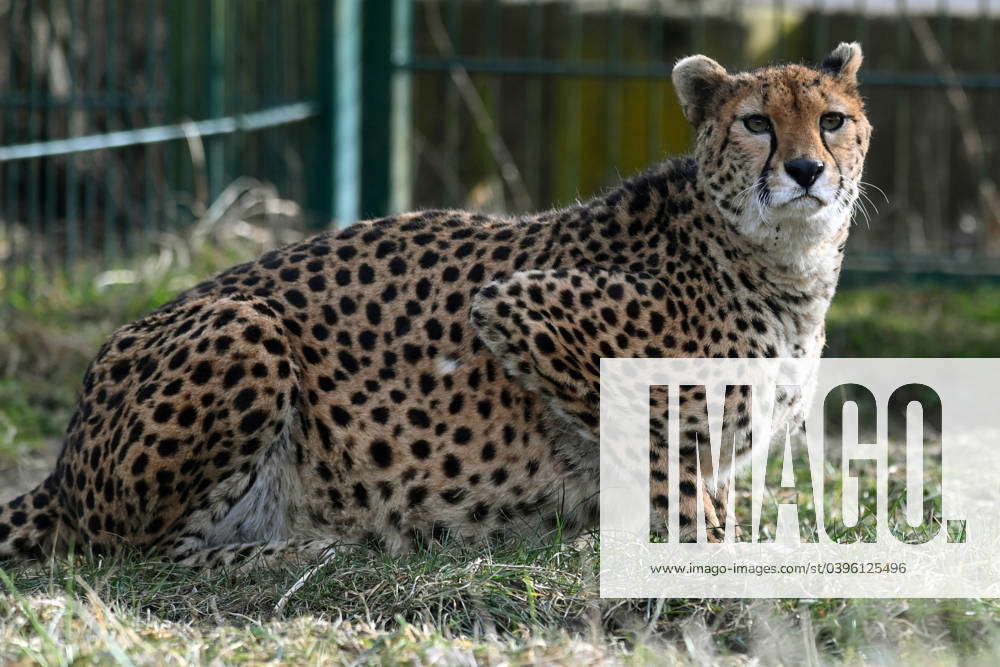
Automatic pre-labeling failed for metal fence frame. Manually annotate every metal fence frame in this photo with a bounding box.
[2,0,1000,289]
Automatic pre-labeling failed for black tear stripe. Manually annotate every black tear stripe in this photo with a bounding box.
[819,126,844,204]
[756,81,775,203]
[758,129,778,204]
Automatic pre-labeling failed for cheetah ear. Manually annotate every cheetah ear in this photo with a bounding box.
[819,42,863,85]
[672,55,729,126]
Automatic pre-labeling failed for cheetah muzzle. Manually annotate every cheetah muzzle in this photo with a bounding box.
[0,43,871,568]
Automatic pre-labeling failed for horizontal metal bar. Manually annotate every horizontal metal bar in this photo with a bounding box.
[399,55,674,79]
[842,253,1000,286]
[396,56,1000,89]
[841,266,1000,288]
[0,101,318,162]
[0,91,167,109]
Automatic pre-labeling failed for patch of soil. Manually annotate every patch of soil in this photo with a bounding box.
[0,439,61,498]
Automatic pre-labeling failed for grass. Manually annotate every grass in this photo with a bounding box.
[0,186,304,466]
[4,539,1000,664]
[0,258,242,463]
[3,208,1000,662]
[825,283,1000,358]
[0,539,610,664]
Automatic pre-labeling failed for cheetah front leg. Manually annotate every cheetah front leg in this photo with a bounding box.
[651,460,729,543]
[166,537,342,571]
[472,268,738,543]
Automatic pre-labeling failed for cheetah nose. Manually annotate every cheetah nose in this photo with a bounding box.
[783,158,825,189]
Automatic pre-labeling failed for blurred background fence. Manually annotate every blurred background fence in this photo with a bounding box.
[2,0,1000,295]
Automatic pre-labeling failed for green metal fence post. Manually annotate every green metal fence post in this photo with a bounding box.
[312,0,360,229]
[361,1,392,220]
[335,0,362,226]
[389,0,413,215]
[360,0,412,219]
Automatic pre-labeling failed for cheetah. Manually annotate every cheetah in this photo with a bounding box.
[0,44,870,567]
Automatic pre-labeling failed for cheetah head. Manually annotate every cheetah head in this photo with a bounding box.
[672,43,872,263]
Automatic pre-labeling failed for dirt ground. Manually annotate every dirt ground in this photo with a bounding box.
[0,440,60,498]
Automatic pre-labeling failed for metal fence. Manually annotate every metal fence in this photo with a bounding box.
[2,0,1000,294]
[0,1,343,292]
[393,0,1000,280]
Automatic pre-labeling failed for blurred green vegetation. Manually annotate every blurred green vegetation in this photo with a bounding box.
[826,284,1000,358]
[0,220,292,464]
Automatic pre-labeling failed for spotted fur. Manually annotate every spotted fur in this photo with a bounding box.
[0,44,870,566]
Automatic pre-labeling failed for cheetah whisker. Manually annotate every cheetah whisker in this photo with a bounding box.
[854,189,880,229]
[731,182,759,211]
[845,193,868,229]
[857,185,882,215]
[858,180,890,205]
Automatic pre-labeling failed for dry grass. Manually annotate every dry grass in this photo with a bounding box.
[4,541,1000,664]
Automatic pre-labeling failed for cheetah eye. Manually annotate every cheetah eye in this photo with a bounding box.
[742,115,771,134]
[820,112,845,131]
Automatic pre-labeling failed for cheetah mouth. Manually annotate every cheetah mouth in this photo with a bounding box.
[778,193,825,209]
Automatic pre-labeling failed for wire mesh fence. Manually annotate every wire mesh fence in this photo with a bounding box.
[2,0,999,296]
[0,0,326,293]
[396,0,1000,279]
